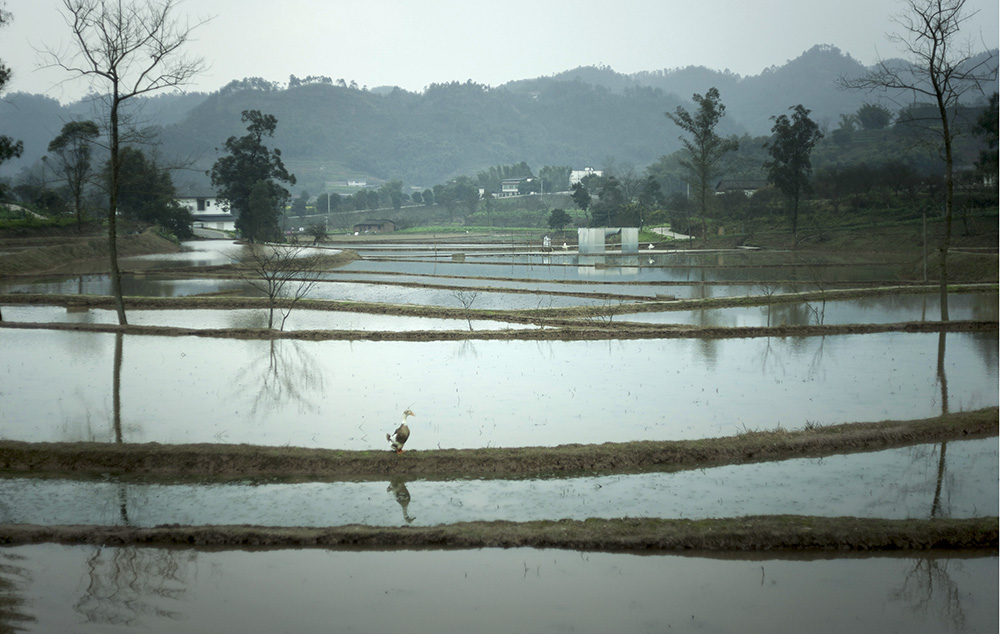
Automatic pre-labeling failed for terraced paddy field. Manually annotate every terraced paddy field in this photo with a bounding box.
[1,231,996,633]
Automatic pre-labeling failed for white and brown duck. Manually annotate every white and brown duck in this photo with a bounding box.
[386,409,415,453]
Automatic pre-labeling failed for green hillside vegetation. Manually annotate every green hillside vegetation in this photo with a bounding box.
[0,45,996,247]
[152,77,688,189]
[2,45,993,189]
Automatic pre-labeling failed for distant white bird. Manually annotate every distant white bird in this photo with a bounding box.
[648,243,654,250]
[387,409,415,453]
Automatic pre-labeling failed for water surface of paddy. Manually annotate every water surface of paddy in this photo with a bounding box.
[0,439,992,527]
[1,328,995,448]
[617,292,998,327]
[2,544,994,634]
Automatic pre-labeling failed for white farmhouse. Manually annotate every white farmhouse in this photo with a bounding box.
[176,193,234,231]
[569,167,602,186]
[499,178,524,198]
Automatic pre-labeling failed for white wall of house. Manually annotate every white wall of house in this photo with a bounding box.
[500,179,522,198]
[177,196,231,215]
[194,218,236,232]
[570,167,602,186]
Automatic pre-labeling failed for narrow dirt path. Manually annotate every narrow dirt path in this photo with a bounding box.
[0,516,994,552]
[1,408,994,480]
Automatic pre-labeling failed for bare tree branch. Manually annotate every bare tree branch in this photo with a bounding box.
[41,0,210,326]
[840,0,997,322]
[234,244,330,330]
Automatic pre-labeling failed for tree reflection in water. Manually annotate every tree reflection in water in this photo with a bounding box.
[890,557,968,633]
[235,339,326,418]
[74,547,191,627]
[0,552,34,631]
[104,333,137,528]
[113,332,123,444]
[932,332,949,519]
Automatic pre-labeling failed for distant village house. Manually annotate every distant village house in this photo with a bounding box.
[570,167,602,186]
[499,178,523,198]
[353,219,396,234]
[715,179,767,197]
[176,193,234,231]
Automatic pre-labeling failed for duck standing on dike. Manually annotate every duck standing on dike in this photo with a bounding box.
[387,409,415,453]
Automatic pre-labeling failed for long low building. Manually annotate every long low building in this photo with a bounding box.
[353,219,396,234]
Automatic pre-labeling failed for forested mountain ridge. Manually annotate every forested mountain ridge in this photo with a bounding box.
[508,44,873,132]
[2,45,996,193]
[153,74,688,191]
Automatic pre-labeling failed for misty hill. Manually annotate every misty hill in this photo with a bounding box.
[2,45,995,193]
[509,44,873,132]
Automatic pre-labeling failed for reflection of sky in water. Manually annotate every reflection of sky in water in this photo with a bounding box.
[0,238,916,304]
[2,240,995,634]
[342,247,905,283]
[0,439,993,527]
[1,329,995,448]
[617,293,999,327]
[14,545,999,634]
[337,255,904,284]
[0,272,756,303]
[0,274,255,297]
[124,239,248,267]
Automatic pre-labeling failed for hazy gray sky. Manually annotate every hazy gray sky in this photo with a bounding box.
[4,0,998,103]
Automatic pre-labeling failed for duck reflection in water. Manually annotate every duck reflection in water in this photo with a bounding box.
[388,478,415,524]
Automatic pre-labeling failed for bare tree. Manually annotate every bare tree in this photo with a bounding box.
[46,0,208,325]
[236,244,328,330]
[842,0,997,321]
[450,289,481,331]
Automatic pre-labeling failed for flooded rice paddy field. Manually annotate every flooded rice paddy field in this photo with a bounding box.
[1,238,997,633]
[619,292,998,327]
[0,304,531,331]
[1,328,995,447]
[0,238,950,305]
[3,545,994,634]
[2,291,996,329]
[0,270,892,307]
[0,438,994,527]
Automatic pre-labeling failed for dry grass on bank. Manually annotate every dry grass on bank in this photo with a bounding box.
[1,516,994,552]
[1,408,994,481]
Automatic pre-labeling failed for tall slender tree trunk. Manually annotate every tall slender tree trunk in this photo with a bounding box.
[791,192,799,248]
[936,74,953,322]
[108,94,127,325]
[939,134,953,323]
[699,172,710,244]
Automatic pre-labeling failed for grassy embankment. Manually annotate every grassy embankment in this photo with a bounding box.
[0,408,994,480]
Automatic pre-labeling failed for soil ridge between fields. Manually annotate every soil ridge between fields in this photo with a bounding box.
[0,408,994,480]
